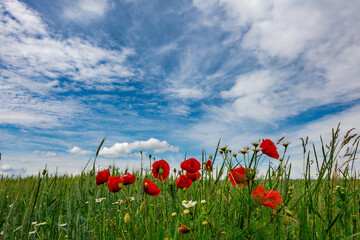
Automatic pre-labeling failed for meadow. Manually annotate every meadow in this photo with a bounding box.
[0,126,359,240]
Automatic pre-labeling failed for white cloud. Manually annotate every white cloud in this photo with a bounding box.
[34,150,57,157]
[100,138,179,157]
[0,164,26,175]
[0,0,135,127]
[190,0,360,124]
[67,147,92,155]
[63,0,113,22]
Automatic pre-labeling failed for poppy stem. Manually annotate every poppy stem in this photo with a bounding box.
[143,195,150,240]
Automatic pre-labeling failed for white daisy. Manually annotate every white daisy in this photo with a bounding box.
[182,200,197,208]
[95,198,106,203]
[59,223,67,227]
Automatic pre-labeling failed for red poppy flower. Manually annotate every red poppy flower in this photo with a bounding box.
[186,171,201,182]
[107,176,124,192]
[121,173,136,185]
[180,158,201,173]
[152,160,170,181]
[178,225,190,234]
[260,139,279,159]
[228,167,247,187]
[176,175,192,189]
[252,185,282,210]
[143,180,161,196]
[96,169,110,185]
[205,160,212,171]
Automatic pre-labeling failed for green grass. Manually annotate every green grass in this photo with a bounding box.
[0,125,359,239]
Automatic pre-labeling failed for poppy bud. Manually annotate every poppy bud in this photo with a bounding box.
[124,213,130,223]
[285,209,293,216]
[178,225,190,234]
[209,154,212,159]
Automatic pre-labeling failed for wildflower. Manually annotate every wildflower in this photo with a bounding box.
[205,160,212,171]
[220,145,228,151]
[228,167,248,187]
[183,209,190,215]
[107,176,124,193]
[119,199,124,205]
[143,180,161,196]
[180,158,201,173]
[252,185,282,210]
[95,197,106,203]
[186,171,201,182]
[96,169,110,185]
[171,212,177,217]
[182,200,197,208]
[124,213,130,223]
[209,154,213,159]
[178,225,190,234]
[121,173,136,185]
[233,153,237,157]
[59,223,67,227]
[202,221,209,226]
[29,231,36,235]
[85,201,89,204]
[152,160,170,181]
[32,222,37,225]
[129,197,135,201]
[176,175,192,189]
[252,142,260,147]
[201,200,206,204]
[182,200,188,205]
[260,139,279,159]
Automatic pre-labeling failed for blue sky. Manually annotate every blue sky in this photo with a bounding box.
[1,0,360,177]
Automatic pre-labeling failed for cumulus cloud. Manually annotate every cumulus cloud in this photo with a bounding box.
[100,138,179,157]
[67,147,92,155]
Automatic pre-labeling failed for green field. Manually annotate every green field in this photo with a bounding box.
[0,126,359,240]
